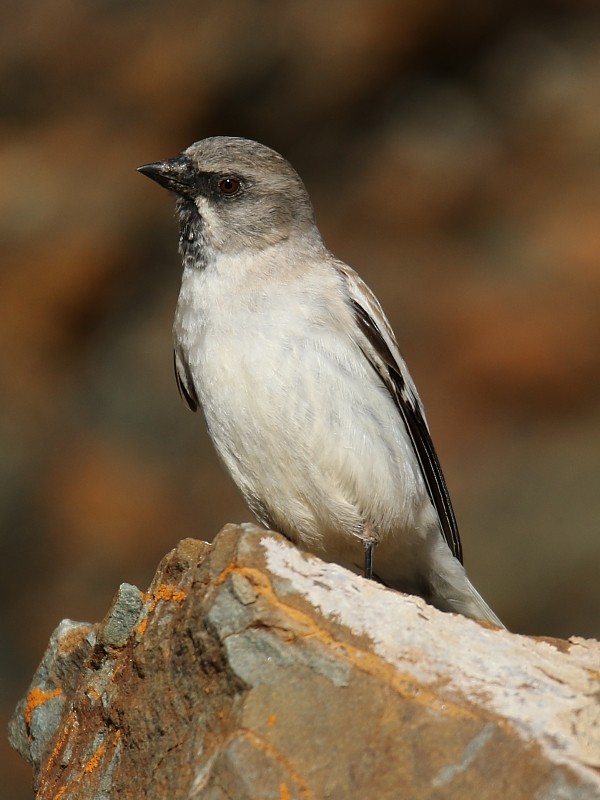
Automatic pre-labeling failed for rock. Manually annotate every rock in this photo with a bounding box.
[8,619,95,771]
[9,524,600,799]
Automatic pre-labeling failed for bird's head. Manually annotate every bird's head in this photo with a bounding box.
[138,137,320,261]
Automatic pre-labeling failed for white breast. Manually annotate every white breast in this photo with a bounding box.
[174,253,429,557]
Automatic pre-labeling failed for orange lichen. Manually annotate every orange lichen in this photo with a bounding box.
[136,583,188,635]
[268,714,278,727]
[86,687,101,703]
[24,687,63,728]
[144,584,188,605]
[83,742,106,774]
[37,709,77,792]
[280,783,291,800]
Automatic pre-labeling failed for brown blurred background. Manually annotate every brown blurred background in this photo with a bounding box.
[3,1,600,795]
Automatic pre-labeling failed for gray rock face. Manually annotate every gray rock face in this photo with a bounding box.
[9,525,600,799]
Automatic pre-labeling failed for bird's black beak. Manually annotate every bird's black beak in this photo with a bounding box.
[137,155,196,199]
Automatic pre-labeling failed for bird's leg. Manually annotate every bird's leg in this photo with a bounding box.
[363,540,374,580]
[362,524,376,580]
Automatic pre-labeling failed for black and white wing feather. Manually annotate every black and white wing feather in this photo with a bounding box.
[174,347,199,413]
[338,263,463,564]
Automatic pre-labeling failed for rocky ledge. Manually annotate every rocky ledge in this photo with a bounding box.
[9,524,600,799]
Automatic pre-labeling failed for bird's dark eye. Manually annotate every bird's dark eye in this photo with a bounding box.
[219,177,241,196]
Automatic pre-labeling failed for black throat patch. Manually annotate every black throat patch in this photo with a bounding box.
[176,198,209,271]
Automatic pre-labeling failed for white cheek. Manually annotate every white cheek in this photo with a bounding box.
[194,196,210,215]
[195,198,222,243]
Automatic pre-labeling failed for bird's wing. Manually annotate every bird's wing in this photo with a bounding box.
[173,348,199,412]
[337,262,463,563]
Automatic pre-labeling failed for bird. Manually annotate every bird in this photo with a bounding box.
[138,136,503,627]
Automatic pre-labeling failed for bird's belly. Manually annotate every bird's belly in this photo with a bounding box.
[192,326,428,554]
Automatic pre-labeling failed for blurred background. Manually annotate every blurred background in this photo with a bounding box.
[3,1,600,795]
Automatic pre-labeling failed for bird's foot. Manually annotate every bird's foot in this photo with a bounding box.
[363,540,374,580]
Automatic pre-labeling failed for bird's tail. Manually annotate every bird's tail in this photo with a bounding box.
[437,577,505,628]
[427,544,505,627]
